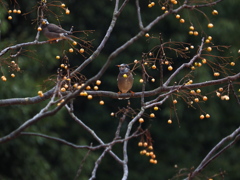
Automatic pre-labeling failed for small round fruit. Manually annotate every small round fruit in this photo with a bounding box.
[207,47,212,52]
[145,33,150,37]
[152,65,157,69]
[168,66,173,71]
[179,19,185,23]
[175,14,180,19]
[193,31,198,36]
[205,39,210,43]
[56,55,60,59]
[154,106,159,111]
[161,6,166,10]
[139,118,144,123]
[61,87,66,92]
[99,100,104,105]
[150,113,155,118]
[206,114,210,118]
[196,89,201,93]
[151,78,155,82]
[212,10,218,15]
[148,4,152,8]
[69,48,74,53]
[189,31,193,35]
[72,41,77,45]
[189,26,194,30]
[151,2,155,6]
[214,72,220,77]
[194,98,199,103]
[190,45,194,49]
[123,74,128,78]
[8,16,12,20]
[200,115,205,119]
[173,99,177,104]
[208,36,213,40]
[87,95,93,100]
[96,80,101,85]
[139,79,144,83]
[11,73,15,78]
[110,112,115,116]
[190,90,195,94]
[86,85,91,90]
[203,96,208,101]
[208,23,214,28]
[17,10,21,14]
[13,9,17,13]
[230,62,235,66]
[79,48,84,53]
[168,119,172,124]
[202,59,207,64]
[94,86,99,90]
[143,142,148,147]
[138,142,143,147]
[61,3,66,7]
[8,10,12,13]
[218,87,223,92]
[65,9,70,14]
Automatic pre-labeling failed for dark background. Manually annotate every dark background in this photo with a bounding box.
[0,0,240,179]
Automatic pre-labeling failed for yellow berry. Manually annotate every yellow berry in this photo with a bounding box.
[11,73,15,77]
[94,86,99,90]
[198,62,202,67]
[138,142,143,147]
[230,62,235,66]
[189,26,194,30]
[13,9,17,13]
[200,114,205,119]
[218,87,223,92]
[189,31,193,35]
[154,106,158,111]
[207,47,212,52]
[206,114,210,118]
[8,16,12,20]
[86,85,91,90]
[150,113,155,118]
[190,90,195,94]
[179,19,185,23]
[145,33,150,37]
[96,80,101,85]
[99,100,104,105]
[72,41,77,45]
[110,112,115,116]
[208,36,213,40]
[190,45,194,49]
[1,76,7,81]
[56,55,60,59]
[79,48,85,53]
[194,98,199,103]
[161,6,166,10]
[87,95,93,100]
[8,10,12,13]
[148,4,152,8]
[203,96,208,101]
[17,10,21,14]
[152,65,157,69]
[69,48,74,53]
[143,142,148,147]
[168,65,173,71]
[139,79,144,83]
[65,9,70,14]
[208,23,214,28]
[196,89,201,93]
[123,74,128,78]
[214,72,220,77]
[151,78,155,82]
[193,31,198,36]
[139,118,144,123]
[205,39,210,43]
[168,119,172,124]
[61,87,66,92]
[173,99,177,104]
[151,2,155,6]
[175,14,180,19]
[202,59,207,64]
[134,59,138,63]
[212,10,218,15]
[61,3,66,7]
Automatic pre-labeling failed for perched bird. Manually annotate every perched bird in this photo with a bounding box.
[41,19,74,42]
[117,64,134,99]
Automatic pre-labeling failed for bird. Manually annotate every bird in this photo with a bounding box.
[41,19,74,42]
[117,64,134,99]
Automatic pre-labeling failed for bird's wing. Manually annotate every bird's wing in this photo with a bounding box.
[47,24,70,34]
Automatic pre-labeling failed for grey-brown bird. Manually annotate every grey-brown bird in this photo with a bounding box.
[41,19,74,42]
[117,64,134,99]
